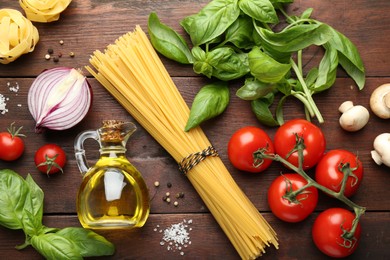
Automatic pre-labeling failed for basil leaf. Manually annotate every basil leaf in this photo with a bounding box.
[239,0,278,24]
[224,16,254,49]
[0,169,29,230]
[327,27,365,89]
[236,77,275,100]
[57,227,115,257]
[208,47,250,80]
[185,81,229,131]
[313,44,338,91]
[186,0,240,46]
[148,12,193,64]
[31,233,83,260]
[249,48,291,83]
[21,174,44,236]
[180,13,196,35]
[192,47,249,80]
[256,22,333,53]
[192,47,213,78]
[251,94,279,126]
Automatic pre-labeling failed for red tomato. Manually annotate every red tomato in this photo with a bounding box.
[274,119,326,170]
[0,123,25,161]
[268,173,318,222]
[312,208,361,258]
[315,149,363,197]
[228,126,274,173]
[35,144,66,175]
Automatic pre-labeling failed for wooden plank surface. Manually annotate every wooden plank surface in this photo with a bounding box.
[1,0,390,259]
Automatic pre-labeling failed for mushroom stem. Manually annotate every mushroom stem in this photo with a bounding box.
[371,133,390,167]
[370,83,390,119]
[384,93,390,109]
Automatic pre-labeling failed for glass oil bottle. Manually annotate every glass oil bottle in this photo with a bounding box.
[74,120,150,229]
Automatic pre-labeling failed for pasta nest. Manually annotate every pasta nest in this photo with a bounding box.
[19,0,72,23]
[0,9,39,64]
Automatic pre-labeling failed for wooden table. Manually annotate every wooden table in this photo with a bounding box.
[1,0,389,259]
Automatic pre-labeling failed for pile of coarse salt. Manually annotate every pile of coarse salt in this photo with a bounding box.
[0,94,9,115]
[154,219,193,256]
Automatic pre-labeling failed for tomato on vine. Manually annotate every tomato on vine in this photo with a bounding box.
[228,126,274,173]
[35,144,67,175]
[0,122,25,161]
[315,149,363,197]
[312,208,361,258]
[274,119,326,170]
[268,173,318,222]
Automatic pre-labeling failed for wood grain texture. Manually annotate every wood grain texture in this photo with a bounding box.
[1,0,389,259]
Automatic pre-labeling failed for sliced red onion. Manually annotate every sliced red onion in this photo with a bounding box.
[28,67,92,132]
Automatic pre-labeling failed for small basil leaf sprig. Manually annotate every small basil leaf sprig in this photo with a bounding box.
[147,0,365,128]
[0,169,115,259]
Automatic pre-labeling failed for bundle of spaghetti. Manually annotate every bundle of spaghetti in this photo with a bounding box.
[85,25,278,259]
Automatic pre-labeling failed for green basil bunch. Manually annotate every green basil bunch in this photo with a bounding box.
[0,169,115,259]
[148,0,365,128]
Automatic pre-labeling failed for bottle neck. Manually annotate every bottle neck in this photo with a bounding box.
[99,142,127,157]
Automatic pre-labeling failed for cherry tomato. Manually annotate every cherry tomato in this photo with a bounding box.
[315,149,363,197]
[228,126,274,173]
[0,123,25,161]
[268,173,318,222]
[35,144,66,175]
[312,208,361,258]
[274,119,326,170]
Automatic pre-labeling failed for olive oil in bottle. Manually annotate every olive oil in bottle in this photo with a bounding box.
[74,120,150,229]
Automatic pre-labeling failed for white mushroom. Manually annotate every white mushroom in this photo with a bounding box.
[371,133,390,167]
[370,83,390,119]
[338,101,369,132]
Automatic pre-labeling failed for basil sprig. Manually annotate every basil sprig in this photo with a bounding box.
[148,0,365,127]
[0,169,115,259]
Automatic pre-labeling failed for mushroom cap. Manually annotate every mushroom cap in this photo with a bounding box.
[370,83,390,119]
[339,104,369,132]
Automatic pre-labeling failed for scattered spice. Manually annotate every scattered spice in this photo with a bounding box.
[59,40,64,45]
[154,181,160,187]
[167,182,172,188]
[69,51,75,57]
[176,192,185,199]
[1,82,20,115]
[53,56,60,62]
[45,54,51,60]
[155,219,193,256]
[174,201,178,207]
[47,48,54,54]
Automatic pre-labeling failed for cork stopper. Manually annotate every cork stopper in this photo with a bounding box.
[101,120,125,142]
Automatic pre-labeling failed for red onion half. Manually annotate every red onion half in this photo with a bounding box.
[28,67,92,132]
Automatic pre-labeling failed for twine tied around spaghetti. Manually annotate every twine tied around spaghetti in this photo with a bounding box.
[178,146,219,175]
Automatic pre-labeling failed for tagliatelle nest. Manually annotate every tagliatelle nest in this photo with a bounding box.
[0,9,39,64]
[19,0,72,23]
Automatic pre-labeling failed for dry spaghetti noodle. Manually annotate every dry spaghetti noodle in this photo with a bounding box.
[86,26,278,259]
